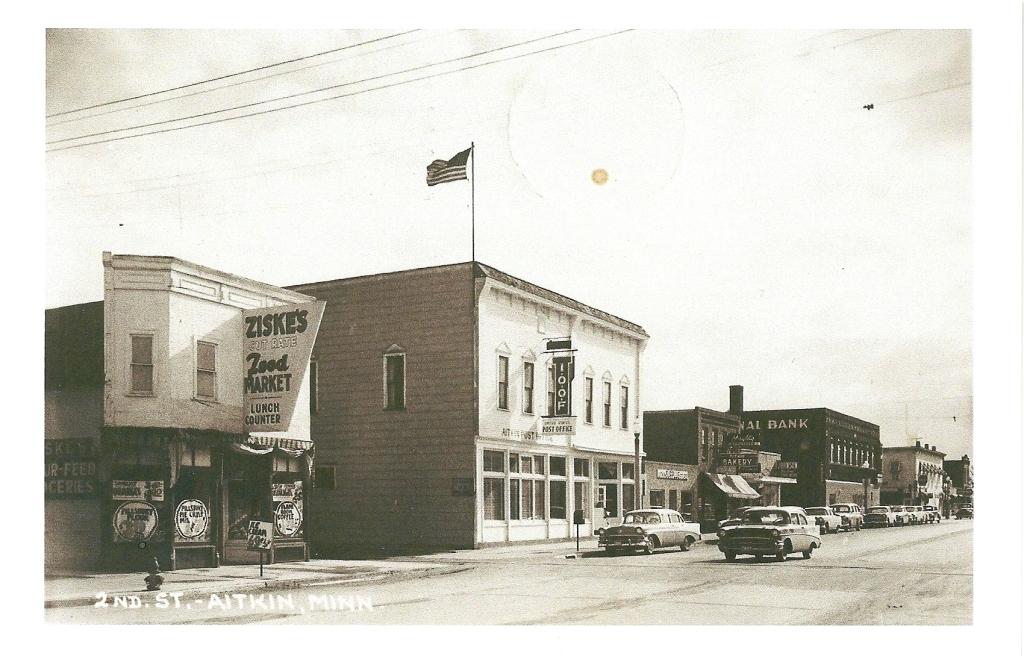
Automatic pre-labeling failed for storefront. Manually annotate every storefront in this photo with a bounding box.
[644,461,698,517]
[701,473,761,528]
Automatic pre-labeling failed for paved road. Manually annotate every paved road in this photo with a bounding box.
[48,520,972,625]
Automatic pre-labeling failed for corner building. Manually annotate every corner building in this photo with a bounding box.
[291,262,648,553]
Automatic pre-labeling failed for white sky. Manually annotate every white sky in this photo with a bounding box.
[46,27,974,455]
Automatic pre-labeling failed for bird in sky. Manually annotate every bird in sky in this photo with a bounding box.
[863,103,874,110]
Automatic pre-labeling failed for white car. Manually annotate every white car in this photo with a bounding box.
[805,506,843,534]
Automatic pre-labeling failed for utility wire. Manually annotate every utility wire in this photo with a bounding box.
[48,30,580,146]
[45,30,419,118]
[47,30,628,152]
[46,31,447,127]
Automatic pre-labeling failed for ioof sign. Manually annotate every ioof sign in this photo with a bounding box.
[246,520,273,551]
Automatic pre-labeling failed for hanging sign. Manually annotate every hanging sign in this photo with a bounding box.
[541,416,576,435]
[243,300,325,432]
[174,499,210,541]
[553,356,573,417]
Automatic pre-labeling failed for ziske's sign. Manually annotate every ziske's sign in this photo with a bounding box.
[243,301,325,432]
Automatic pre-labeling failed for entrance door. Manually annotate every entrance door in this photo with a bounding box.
[222,454,268,564]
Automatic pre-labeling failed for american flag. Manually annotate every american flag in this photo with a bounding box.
[426,147,471,186]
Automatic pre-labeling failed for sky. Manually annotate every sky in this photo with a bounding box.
[45,27,974,457]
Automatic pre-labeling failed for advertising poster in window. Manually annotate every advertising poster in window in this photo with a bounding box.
[112,501,159,543]
[243,300,325,432]
[174,499,210,542]
[273,480,303,538]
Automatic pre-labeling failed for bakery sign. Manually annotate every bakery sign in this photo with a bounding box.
[243,301,325,432]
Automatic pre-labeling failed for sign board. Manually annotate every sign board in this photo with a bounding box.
[451,477,474,496]
[174,499,210,542]
[553,356,573,416]
[546,338,572,351]
[720,455,757,469]
[243,300,325,432]
[274,502,302,537]
[112,501,159,543]
[541,416,576,436]
[45,439,97,498]
[656,468,689,481]
[573,509,586,525]
[272,482,297,502]
[246,520,273,551]
[776,461,799,478]
[112,479,165,502]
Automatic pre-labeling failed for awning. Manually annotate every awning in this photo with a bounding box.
[759,476,798,485]
[705,473,761,499]
[243,434,313,451]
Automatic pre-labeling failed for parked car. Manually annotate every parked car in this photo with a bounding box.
[904,505,929,525]
[717,506,822,562]
[955,505,973,519]
[805,506,842,534]
[922,505,942,523]
[717,506,755,531]
[864,505,899,528]
[830,503,864,531]
[598,508,702,555]
[890,505,913,526]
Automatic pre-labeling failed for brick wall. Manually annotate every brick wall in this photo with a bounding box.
[291,264,477,553]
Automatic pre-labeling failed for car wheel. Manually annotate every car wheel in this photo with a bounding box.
[643,537,657,555]
[855,522,861,531]
[803,544,815,559]
[680,536,695,552]
[776,541,790,562]
[724,551,736,561]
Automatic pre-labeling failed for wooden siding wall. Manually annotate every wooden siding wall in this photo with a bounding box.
[293,264,477,553]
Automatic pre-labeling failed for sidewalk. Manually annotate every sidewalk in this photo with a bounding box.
[45,559,452,609]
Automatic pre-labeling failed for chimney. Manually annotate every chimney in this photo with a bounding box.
[931,445,937,451]
[916,440,921,448]
[729,385,744,415]
[924,443,929,450]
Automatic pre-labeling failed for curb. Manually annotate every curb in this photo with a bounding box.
[45,563,463,610]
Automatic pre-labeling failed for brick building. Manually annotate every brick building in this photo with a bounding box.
[290,262,648,553]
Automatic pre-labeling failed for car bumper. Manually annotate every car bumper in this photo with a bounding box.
[599,535,650,548]
[718,538,784,555]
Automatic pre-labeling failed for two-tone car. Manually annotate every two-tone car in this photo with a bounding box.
[830,503,864,531]
[922,505,942,523]
[717,506,822,562]
[717,506,755,531]
[890,505,913,526]
[863,505,898,528]
[598,508,702,555]
[805,506,842,534]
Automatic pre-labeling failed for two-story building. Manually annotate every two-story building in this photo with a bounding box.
[289,262,648,553]
[943,454,973,511]
[45,253,322,572]
[882,441,946,507]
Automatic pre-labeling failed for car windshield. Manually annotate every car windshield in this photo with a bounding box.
[623,512,661,524]
[867,507,888,513]
[892,506,905,511]
[806,507,828,515]
[833,505,853,512]
[742,509,789,525]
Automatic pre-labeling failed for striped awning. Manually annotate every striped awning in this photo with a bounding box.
[243,434,313,451]
[705,473,761,499]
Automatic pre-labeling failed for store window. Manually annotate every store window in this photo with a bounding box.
[598,461,618,480]
[314,465,335,490]
[523,361,534,414]
[619,385,629,429]
[573,458,590,478]
[384,353,405,410]
[550,480,567,520]
[550,456,566,477]
[497,355,509,410]
[622,483,636,513]
[650,489,666,508]
[669,489,678,510]
[584,377,594,423]
[196,341,217,400]
[484,479,505,520]
[622,462,634,480]
[509,452,546,521]
[484,450,505,473]
[130,334,154,394]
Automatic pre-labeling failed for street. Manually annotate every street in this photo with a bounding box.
[48,520,972,625]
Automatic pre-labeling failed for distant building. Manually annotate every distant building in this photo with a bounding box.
[943,454,973,508]
[289,262,648,553]
[881,441,946,507]
[644,385,881,528]
[45,253,321,572]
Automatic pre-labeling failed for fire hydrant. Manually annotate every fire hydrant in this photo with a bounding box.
[145,557,165,591]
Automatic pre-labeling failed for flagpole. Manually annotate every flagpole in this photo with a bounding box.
[470,142,475,262]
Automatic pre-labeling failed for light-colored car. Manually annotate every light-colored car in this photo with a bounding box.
[864,505,898,528]
[598,509,701,555]
[830,503,864,531]
[805,507,842,534]
[906,505,929,525]
[717,506,822,562]
[922,505,942,523]
[890,505,913,526]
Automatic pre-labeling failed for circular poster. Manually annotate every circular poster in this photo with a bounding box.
[112,501,158,542]
[274,501,302,537]
[174,499,210,540]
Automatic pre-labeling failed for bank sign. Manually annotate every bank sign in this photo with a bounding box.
[243,301,325,432]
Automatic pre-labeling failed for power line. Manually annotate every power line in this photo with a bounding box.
[47,30,581,146]
[46,31,448,127]
[47,30,631,153]
[878,81,971,106]
[45,30,419,118]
